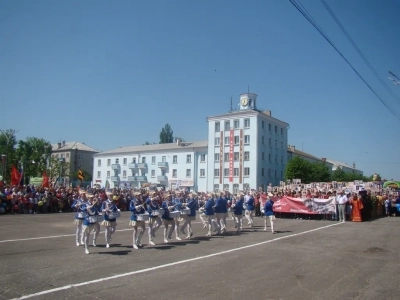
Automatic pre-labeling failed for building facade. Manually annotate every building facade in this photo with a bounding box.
[287,145,334,171]
[324,159,363,175]
[51,141,99,185]
[92,141,208,191]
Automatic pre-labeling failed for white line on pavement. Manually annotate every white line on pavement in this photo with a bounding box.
[11,222,342,300]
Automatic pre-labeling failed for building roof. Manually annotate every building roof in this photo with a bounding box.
[287,145,329,162]
[325,159,358,170]
[52,141,99,153]
[207,109,289,126]
[95,140,208,156]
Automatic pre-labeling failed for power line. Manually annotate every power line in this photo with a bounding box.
[320,0,400,105]
[288,0,400,121]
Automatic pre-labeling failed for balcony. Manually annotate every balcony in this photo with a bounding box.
[158,162,168,168]
[111,164,120,170]
[157,175,168,182]
[137,163,147,169]
[128,163,138,169]
[128,176,136,181]
[110,176,120,182]
[136,176,147,182]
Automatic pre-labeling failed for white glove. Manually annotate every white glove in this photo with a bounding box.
[261,209,265,214]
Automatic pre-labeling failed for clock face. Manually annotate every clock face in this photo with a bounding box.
[241,98,249,106]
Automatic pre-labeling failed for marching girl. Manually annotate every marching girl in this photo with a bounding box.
[71,192,87,247]
[90,194,102,247]
[245,192,255,227]
[263,193,275,233]
[82,194,100,254]
[146,195,162,246]
[172,191,184,241]
[101,195,120,248]
[180,192,197,239]
[232,192,244,233]
[129,199,146,249]
[203,193,216,237]
[161,194,175,243]
[214,192,226,234]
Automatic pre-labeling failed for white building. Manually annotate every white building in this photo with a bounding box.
[92,141,208,191]
[287,145,334,171]
[324,159,363,175]
[206,93,289,193]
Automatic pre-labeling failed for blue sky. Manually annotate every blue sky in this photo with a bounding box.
[1,0,399,180]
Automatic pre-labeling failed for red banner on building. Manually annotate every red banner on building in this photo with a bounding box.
[272,196,336,215]
[229,130,234,182]
[219,131,223,184]
[239,129,243,184]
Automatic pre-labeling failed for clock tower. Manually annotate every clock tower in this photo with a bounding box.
[239,93,257,110]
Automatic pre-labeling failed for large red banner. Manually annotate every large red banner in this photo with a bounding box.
[229,130,234,182]
[272,196,336,214]
[219,131,223,184]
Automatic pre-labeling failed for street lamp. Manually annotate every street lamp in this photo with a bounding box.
[59,158,65,187]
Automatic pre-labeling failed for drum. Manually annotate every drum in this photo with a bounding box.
[180,208,190,215]
[137,214,150,221]
[88,215,99,223]
[169,211,181,218]
[95,215,104,222]
[76,212,85,219]
[152,208,164,216]
[243,204,248,210]
[107,211,121,219]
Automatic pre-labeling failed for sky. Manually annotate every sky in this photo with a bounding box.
[1,0,400,180]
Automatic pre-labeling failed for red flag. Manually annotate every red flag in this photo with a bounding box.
[11,166,20,186]
[42,172,49,188]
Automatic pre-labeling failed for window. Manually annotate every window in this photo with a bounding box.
[60,154,64,158]
[132,158,136,163]
[262,120,265,129]
[233,184,239,194]
[214,184,219,192]
[115,158,119,164]
[224,153,229,161]
[244,151,250,161]
[262,152,264,160]
[262,136,264,144]
[261,168,264,176]
[162,156,166,162]
[97,159,101,167]
[66,153,69,158]
[172,169,177,178]
[224,121,230,131]
[275,155,277,163]
[78,154,81,160]
[123,170,127,178]
[200,169,205,177]
[123,158,127,165]
[244,119,250,128]
[173,155,177,163]
[186,154,192,163]
[224,136,230,145]
[269,123,271,131]
[275,125,277,133]
[214,153,220,162]
[244,135,250,144]
[214,169,220,177]
[243,183,250,191]
[224,168,229,177]
[281,156,283,164]
[244,168,250,176]
[186,169,191,178]
[269,138,271,146]
[269,154,271,162]
[107,159,111,166]
[199,154,205,162]
[215,122,220,132]
[215,137,220,146]
[234,152,239,161]
[234,168,239,176]
[234,136,239,144]
[281,141,283,149]
[161,170,166,176]
[142,157,146,163]
[223,184,229,191]
[97,171,101,178]
[152,156,156,164]
[151,170,155,177]
[106,171,110,178]
[234,120,239,129]
[281,128,283,135]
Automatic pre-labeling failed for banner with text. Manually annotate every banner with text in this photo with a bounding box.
[273,196,336,214]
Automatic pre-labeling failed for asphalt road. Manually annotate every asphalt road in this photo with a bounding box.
[0,212,398,300]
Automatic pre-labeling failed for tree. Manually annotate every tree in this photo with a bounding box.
[0,129,18,182]
[331,168,347,181]
[310,162,331,182]
[159,124,174,144]
[285,157,313,183]
[15,137,52,179]
[47,156,70,185]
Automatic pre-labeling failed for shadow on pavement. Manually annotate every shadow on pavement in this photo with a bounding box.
[98,250,131,255]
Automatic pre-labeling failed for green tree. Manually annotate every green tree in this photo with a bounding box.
[0,129,18,181]
[15,137,52,179]
[47,156,70,185]
[159,124,174,144]
[309,162,331,182]
[285,156,313,183]
[331,168,347,181]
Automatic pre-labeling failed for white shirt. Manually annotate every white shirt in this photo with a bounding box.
[337,195,348,205]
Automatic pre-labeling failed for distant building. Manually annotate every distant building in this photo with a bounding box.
[51,141,99,186]
[287,145,334,171]
[324,159,363,175]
